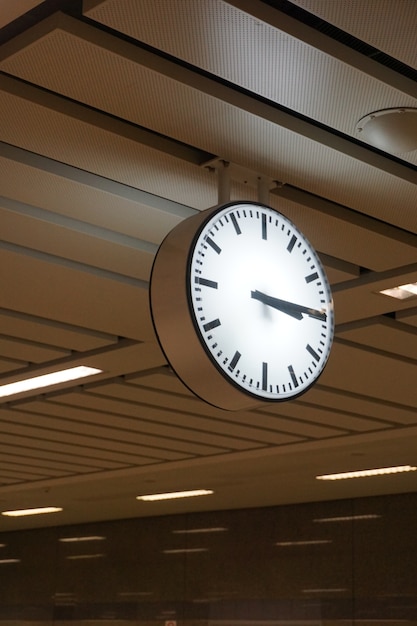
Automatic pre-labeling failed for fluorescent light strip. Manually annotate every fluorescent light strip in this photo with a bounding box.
[0,559,20,564]
[2,506,63,517]
[302,588,347,594]
[314,514,381,523]
[172,527,227,534]
[137,489,213,501]
[276,540,332,547]
[316,465,417,480]
[59,536,106,543]
[380,282,417,299]
[163,548,208,554]
[0,366,102,398]
[66,553,104,560]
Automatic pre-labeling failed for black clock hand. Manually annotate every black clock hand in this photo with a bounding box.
[251,290,327,322]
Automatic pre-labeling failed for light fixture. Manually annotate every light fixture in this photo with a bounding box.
[379,282,417,300]
[0,366,103,399]
[275,540,332,547]
[66,553,104,560]
[172,527,227,534]
[137,489,213,502]
[118,591,154,598]
[356,107,417,153]
[0,558,20,564]
[1,506,63,517]
[302,588,347,594]
[316,465,417,481]
[162,548,208,554]
[314,514,381,523]
[59,536,106,543]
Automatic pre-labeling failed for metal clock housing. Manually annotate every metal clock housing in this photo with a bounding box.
[150,201,334,410]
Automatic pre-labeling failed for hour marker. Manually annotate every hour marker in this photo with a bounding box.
[306,344,320,362]
[262,213,267,240]
[287,234,297,252]
[203,318,221,332]
[196,277,218,289]
[228,351,241,372]
[206,237,221,254]
[230,213,241,235]
[262,362,268,391]
[288,365,299,388]
[305,271,319,283]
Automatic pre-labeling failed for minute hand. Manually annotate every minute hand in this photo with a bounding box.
[251,290,327,321]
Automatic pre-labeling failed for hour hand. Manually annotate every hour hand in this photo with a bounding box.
[251,290,327,322]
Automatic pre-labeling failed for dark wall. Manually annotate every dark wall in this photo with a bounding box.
[0,492,416,624]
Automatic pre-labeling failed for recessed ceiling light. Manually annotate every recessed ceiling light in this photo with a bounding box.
[316,465,417,481]
[1,506,63,517]
[379,282,417,299]
[0,366,102,399]
[137,489,213,501]
[275,540,332,546]
[314,514,381,523]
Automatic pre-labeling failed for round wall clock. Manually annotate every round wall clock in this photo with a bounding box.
[150,201,334,411]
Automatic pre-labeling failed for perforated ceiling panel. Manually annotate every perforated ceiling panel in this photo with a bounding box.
[289,0,417,71]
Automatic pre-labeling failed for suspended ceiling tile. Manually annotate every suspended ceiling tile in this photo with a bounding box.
[290,0,417,71]
[5,406,189,464]
[130,370,193,396]
[17,400,198,462]
[319,340,417,406]
[0,205,155,282]
[84,0,417,134]
[0,154,194,244]
[0,356,26,375]
[270,192,417,272]
[0,336,70,363]
[51,390,268,452]
[307,386,417,426]
[333,267,417,325]
[122,379,344,440]
[42,393,246,456]
[0,1,44,29]
[85,382,303,446]
[0,84,217,212]
[337,316,417,361]
[0,447,115,474]
[0,428,140,468]
[396,307,417,328]
[261,399,392,433]
[0,247,153,340]
[0,309,118,352]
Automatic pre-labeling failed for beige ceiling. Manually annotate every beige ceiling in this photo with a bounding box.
[0,0,416,531]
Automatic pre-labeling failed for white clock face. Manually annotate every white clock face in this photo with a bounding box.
[188,202,334,401]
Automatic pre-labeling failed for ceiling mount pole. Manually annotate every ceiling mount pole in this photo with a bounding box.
[257,177,270,205]
[217,160,231,204]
